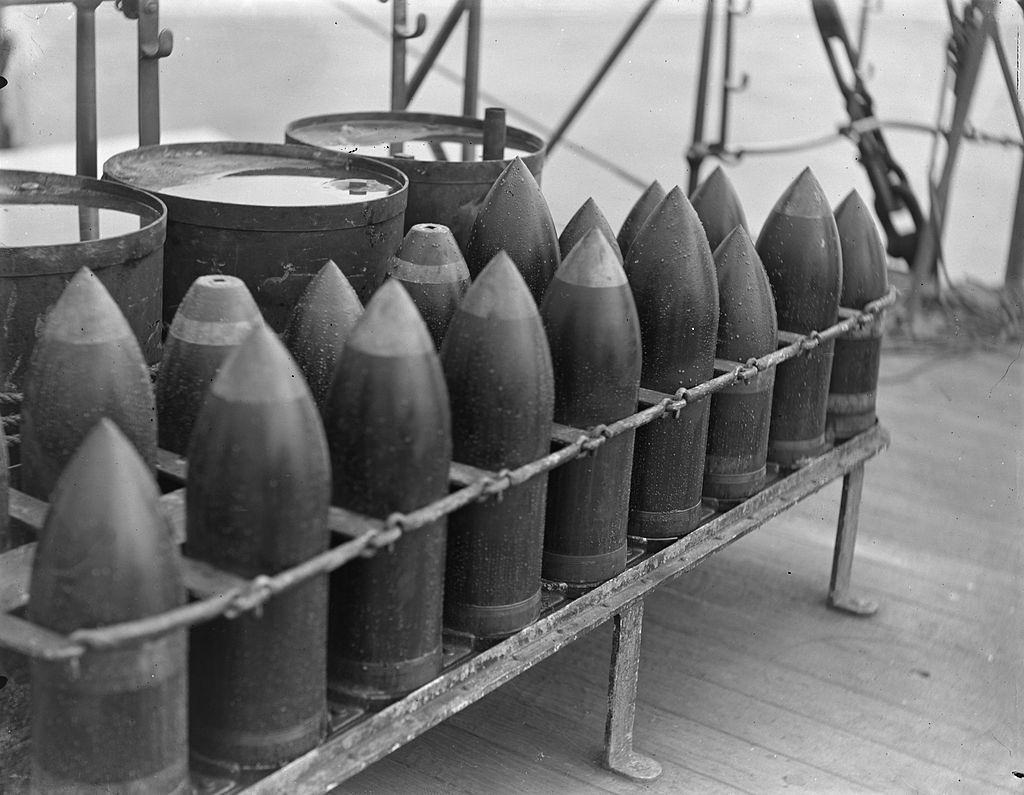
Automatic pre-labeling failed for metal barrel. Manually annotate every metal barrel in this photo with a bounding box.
[625,187,719,538]
[755,168,842,467]
[540,229,642,586]
[29,420,187,793]
[464,157,561,306]
[103,142,408,328]
[284,111,546,246]
[690,165,749,253]
[616,179,666,259]
[387,223,470,349]
[282,260,363,411]
[704,227,779,501]
[324,281,452,707]
[186,325,331,771]
[828,190,889,440]
[0,170,166,387]
[441,252,554,639]
[20,267,157,500]
[155,274,261,454]
[558,197,623,263]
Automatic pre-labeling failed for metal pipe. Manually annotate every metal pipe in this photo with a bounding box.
[719,1,737,150]
[406,0,467,103]
[137,0,162,146]
[687,0,717,194]
[546,0,660,155]
[1004,157,1024,297]
[390,0,408,110]
[461,0,481,161]
[75,1,99,177]
[482,106,506,160]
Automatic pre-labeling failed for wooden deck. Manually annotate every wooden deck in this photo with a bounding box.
[338,343,1023,793]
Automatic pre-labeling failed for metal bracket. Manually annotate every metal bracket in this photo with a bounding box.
[393,13,427,41]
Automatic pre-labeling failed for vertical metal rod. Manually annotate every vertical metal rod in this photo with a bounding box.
[1006,156,1024,297]
[75,1,99,177]
[391,0,409,111]
[719,2,737,150]
[137,0,161,146]
[482,106,506,160]
[461,0,481,161]
[546,0,661,156]
[603,600,662,782]
[406,0,467,103]
[688,0,717,194]
[827,464,878,616]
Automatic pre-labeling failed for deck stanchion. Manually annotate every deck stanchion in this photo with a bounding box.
[626,187,718,538]
[603,599,662,781]
[558,197,622,263]
[541,230,642,586]
[616,180,665,259]
[756,168,842,467]
[828,190,889,440]
[690,164,749,254]
[156,275,261,455]
[324,281,452,707]
[21,268,157,500]
[441,253,554,639]
[828,463,879,616]
[186,326,332,771]
[282,261,363,412]
[386,223,470,349]
[465,157,561,305]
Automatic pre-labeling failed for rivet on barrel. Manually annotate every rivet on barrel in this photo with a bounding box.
[186,325,331,771]
[441,252,554,639]
[558,197,623,263]
[387,223,471,349]
[704,227,778,501]
[690,165,749,253]
[324,281,452,707]
[29,419,187,794]
[828,190,889,440]
[616,179,666,259]
[756,168,842,467]
[464,156,561,306]
[625,187,719,538]
[282,260,363,411]
[156,274,261,454]
[20,267,157,500]
[540,229,642,587]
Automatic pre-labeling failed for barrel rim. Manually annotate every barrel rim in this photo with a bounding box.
[0,168,167,277]
[101,141,409,232]
[284,110,546,180]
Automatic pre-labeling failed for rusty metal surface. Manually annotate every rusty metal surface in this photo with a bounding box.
[441,253,554,639]
[626,188,719,539]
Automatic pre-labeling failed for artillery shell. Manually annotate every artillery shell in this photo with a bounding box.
[541,229,642,586]
[155,274,261,454]
[387,223,470,349]
[704,227,778,501]
[625,187,718,538]
[186,325,331,771]
[324,280,451,706]
[29,419,186,793]
[690,165,749,253]
[282,260,363,410]
[558,197,622,263]
[828,190,889,440]
[441,252,554,639]
[616,179,666,259]
[755,168,842,466]
[464,156,560,305]
[20,267,156,500]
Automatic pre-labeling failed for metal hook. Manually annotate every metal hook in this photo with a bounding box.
[726,73,750,93]
[141,28,173,60]
[394,13,427,41]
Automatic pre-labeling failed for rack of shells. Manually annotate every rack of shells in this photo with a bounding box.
[0,155,893,792]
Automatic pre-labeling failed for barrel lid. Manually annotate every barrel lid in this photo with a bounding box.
[286,112,546,184]
[103,141,408,232]
[0,169,166,277]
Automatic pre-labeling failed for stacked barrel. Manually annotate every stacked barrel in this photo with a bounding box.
[0,152,890,789]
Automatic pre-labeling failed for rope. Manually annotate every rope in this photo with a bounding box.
[19,288,898,659]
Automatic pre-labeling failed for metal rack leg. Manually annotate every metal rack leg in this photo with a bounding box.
[603,599,662,781]
[827,463,879,616]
